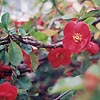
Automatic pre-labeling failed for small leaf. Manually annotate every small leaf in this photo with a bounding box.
[96,22,100,30]
[21,20,32,32]
[30,52,39,71]
[80,6,87,17]
[8,41,23,66]
[94,31,100,40]
[1,12,10,30]
[49,76,84,94]
[0,23,3,28]
[89,25,98,33]
[21,44,32,54]
[29,29,48,42]
[84,17,95,25]
[0,50,9,65]
[92,0,100,7]
[41,29,57,36]
[86,64,100,78]
[85,1,95,7]
[18,28,27,36]
[80,10,100,20]
[17,76,32,90]
[61,14,74,20]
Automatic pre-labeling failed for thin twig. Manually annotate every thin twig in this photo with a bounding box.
[53,91,70,100]
[52,0,64,15]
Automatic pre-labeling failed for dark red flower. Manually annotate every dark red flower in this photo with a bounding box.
[0,82,17,100]
[86,42,99,54]
[48,48,71,68]
[63,21,91,53]
[22,50,33,71]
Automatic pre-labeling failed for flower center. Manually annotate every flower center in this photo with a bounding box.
[57,53,64,60]
[73,33,82,42]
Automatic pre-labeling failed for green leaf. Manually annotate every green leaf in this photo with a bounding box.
[86,64,100,78]
[1,12,10,30]
[30,52,39,71]
[21,44,32,54]
[41,29,57,36]
[8,41,23,66]
[21,20,32,32]
[80,10,100,20]
[29,29,48,43]
[92,0,100,7]
[49,76,84,94]
[0,23,3,28]
[84,17,95,25]
[18,28,27,36]
[89,25,98,33]
[61,14,74,20]
[0,50,9,65]
[80,6,87,17]
[9,27,17,34]
[17,77,32,90]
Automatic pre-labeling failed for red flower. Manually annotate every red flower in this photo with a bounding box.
[86,42,99,54]
[63,21,91,53]
[48,48,71,68]
[13,20,26,29]
[36,18,44,26]
[0,62,12,80]
[0,82,17,100]
[22,50,33,71]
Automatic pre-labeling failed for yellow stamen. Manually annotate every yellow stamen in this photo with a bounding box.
[73,33,82,42]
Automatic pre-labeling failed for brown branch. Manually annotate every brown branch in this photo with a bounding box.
[12,35,63,48]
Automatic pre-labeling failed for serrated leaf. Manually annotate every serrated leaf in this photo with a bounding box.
[30,52,39,71]
[41,29,57,36]
[49,76,84,94]
[84,17,95,25]
[17,77,32,90]
[29,29,48,43]
[1,12,10,30]
[8,41,23,66]
[92,0,100,7]
[18,28,27,36]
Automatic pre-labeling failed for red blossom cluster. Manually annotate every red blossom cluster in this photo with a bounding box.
[48,21,99,68]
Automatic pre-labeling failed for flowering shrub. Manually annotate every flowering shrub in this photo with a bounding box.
[0,0,100,100]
